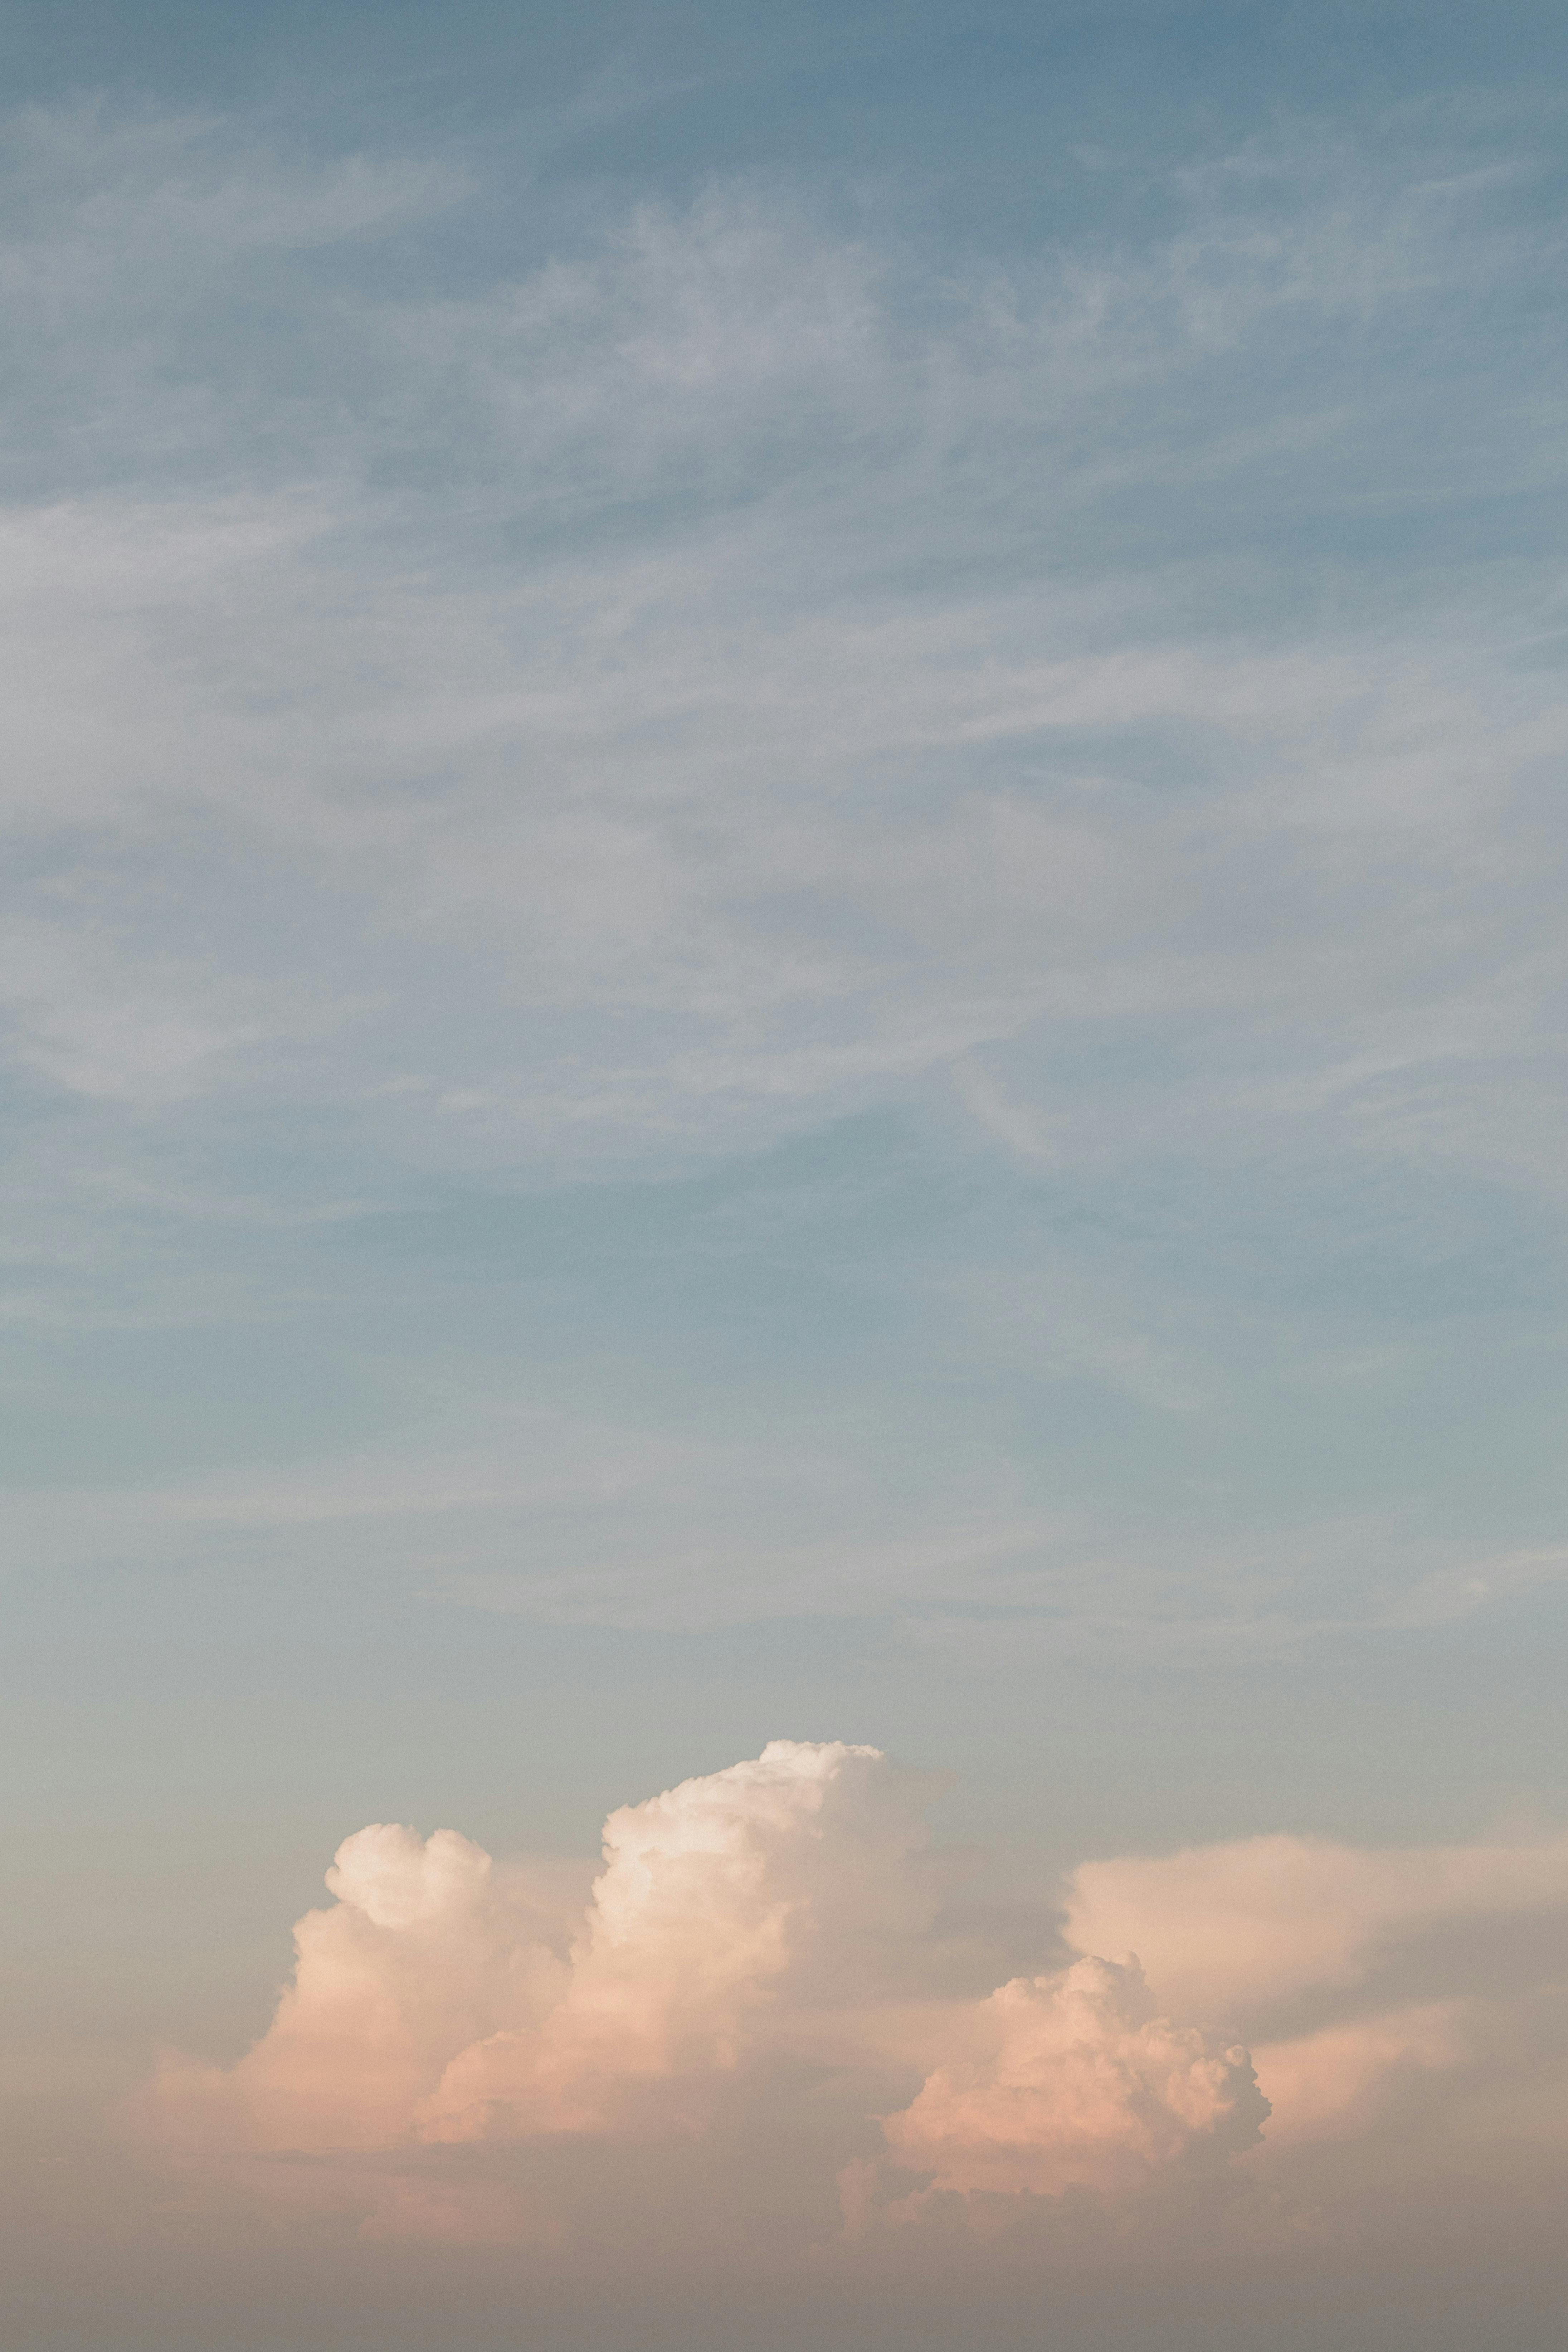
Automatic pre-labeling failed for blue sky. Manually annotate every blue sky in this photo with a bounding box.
[4,6,1568,2343]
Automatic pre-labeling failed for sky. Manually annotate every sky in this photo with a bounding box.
[4,3,1568,2346]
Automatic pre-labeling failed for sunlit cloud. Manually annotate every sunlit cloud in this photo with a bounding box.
[136,1742,1568,2258]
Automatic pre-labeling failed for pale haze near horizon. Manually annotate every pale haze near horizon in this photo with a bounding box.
[4,4,1568,2347]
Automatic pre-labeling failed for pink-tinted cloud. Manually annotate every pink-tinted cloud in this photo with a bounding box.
[1063,1830,1568,2024]
[882,1955,1264,2195]
[1246,2002,1467,2145]
[146,1822,574,2152]
[418,1738,931,2141]
[136,1743,1568,2253]
[1060,1824,1568,2140]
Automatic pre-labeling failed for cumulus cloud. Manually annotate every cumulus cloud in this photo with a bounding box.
[149,1823,575,2153]
[143,1742,1261,2195]
[881,1956,1264,2197]
[418,1739,938,2141]
[137,1742,1568,2254]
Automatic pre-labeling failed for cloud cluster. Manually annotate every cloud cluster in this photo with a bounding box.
[139,1742,1568,2254]
[144,1744,1260,2190]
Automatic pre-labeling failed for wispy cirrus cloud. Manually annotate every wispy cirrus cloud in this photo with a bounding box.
[3,91,1567,1675]
[2,101,1565,1184]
